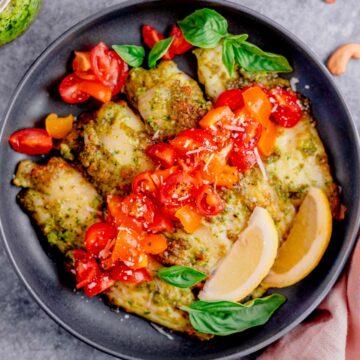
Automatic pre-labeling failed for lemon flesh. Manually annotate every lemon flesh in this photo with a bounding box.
[199,207,278,302]
[263,187,332,288]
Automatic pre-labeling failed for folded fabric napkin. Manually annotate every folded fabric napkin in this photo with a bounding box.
[259,238,360,360]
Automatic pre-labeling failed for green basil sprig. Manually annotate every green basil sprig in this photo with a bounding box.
[178,8,293,75]
[148,36,174,68]
[181,294,286,336]
[157,265,207,288]
[234,41,293,73]
[178,8,228,48]
[112,45,145,67]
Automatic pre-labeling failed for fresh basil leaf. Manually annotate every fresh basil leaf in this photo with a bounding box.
[148,36,174,68]
[181,294,286,336]
[222,34,248,76]
[178,8,228,48]
[112,45,145,67]
[234,41,293,73]
[157,266,207,288]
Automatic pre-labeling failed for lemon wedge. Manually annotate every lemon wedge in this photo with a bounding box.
[199,207,278,302]
[263,187,332,289]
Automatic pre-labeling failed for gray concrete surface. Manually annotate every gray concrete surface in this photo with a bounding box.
[0,0,359,359]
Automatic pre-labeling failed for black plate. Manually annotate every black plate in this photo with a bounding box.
[1,0,360,359]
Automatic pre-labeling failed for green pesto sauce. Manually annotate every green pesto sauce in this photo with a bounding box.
[0,0,42,45]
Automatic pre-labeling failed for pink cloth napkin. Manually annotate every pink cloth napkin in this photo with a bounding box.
[259,238,360,360]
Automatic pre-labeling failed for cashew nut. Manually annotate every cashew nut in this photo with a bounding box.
[327,43,360,75]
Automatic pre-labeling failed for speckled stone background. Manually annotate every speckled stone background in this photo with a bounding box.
[0,0,359,359]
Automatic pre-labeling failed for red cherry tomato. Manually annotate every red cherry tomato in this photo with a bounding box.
[84,222,118,256]
[73,250,101,289]
[147,209,174,233]
[142,24,172,60]
[196,185,224,216]
[72,51,96,80]
[268,87,302,128]
[83,272,115,297]
[90,42,129,95]
[229,140,257,172]
[77,80,112,103]
[59,73,91,103]
[215,89,244,111]
[121,194,156,229]
[170,129,216,155]
[168,25,192,56]
[146,143,178,168]
[132,171,158,198]
[231,108,262,149]
[160,171,198,208]
[9,128,53,155]
[110,263,152,284]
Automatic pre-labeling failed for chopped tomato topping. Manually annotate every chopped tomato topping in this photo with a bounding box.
[142,24,172,60]
[9,128,53,155]
[83,272,115,297]
[139,234,167,254]
[110,263,152,284]
[84,222,118,257]
[215,89,244,111]
[72,51,96,80]
[132,171,158,198]
[230,141,257,172]
[168,25,192,56]
[175,205,202,233]
[242,85,272,121]
[146,143,178,168]
[45,113,74,139]
[196,185,224,216]
[59,73,90,104]
[73,250,101,289]
[77,80,112,103]
[199,106,234,129]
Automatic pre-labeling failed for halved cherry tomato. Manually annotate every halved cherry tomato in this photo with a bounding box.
[215,89,244,111]
[175,205,202,233]
[90,42,129,95]
[196,185,224,216]
[77,80,112,103]
[45,113,74,139]
[146,143,178,168]
[268,87,302,128]
[132,171,158,198]
[84,222,118,256]
[73,250,101,289]
[242,85,272,121]
[9,128,53,155]
[168,25,192,56]
[150,166,178,188]
[230,140,257,172]
[121,194,155,229]
[170,128,216,155]
[111,228,148,269]
[199,106,234,129]
[257,121,277,156]
[72,51,96,80]
[59,73,90,103]
[110,263,151,284]
[231,108,262,149]
[140,234,167,254]
[142,24,172,60]
[84,272,115,297]
[160,171,198,207]
[147,209,174,233]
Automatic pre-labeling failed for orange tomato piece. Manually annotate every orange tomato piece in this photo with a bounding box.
[45,113,74,139]
[257,121,277,156]
[242,86,272,121]
[77,80,112,103]
[73,51,92,72]
[140,234,167,254]
[175,205,202,234]
[199,106,234,128]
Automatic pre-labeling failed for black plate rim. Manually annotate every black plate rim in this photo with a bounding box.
[1,0,360,359]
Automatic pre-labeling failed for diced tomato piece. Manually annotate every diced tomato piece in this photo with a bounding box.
[147,209,174,233]
[242,85,272,121]
[168,25,192,56]
[83,272,115,297]
[132,171,158,198]
[268,87,302,128]
[45,113,74,140]
[142,24,172,60]
[84,222,118,257]
[160,171,198,208]
[72,51,96,80]
[111,228,148,269]
[140,234,167,254]
[73,250,101,289]
[150,166,178,188]
[90,42,128,95]
[120,194,155,229]
[59,73,90,104]
[175,205,202,233]
[229,140,257,172]
[215,89,244,111]
[77,80,112,102]
[9,128,53,155]
[110,263,151,284]
[199,106,234,129]
[195,185,224,216]
[146,143,178,168]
